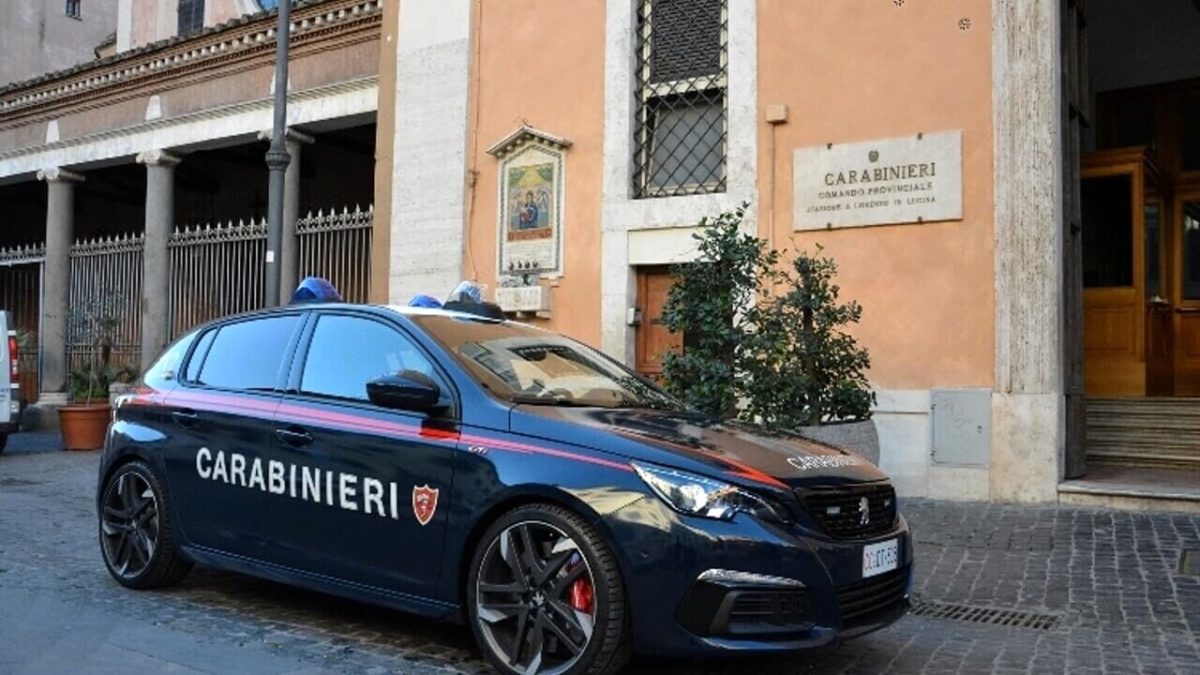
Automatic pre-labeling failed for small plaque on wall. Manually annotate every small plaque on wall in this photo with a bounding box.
[793,130,963,230]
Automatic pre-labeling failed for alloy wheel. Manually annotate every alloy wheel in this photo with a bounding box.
[475,521,597,675]
[101,470,160,580]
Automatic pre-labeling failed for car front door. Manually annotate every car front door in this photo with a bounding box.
[261,311,460,600]
[162,312,306,559]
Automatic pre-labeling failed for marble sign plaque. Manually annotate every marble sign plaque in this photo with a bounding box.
[793,130,963,230]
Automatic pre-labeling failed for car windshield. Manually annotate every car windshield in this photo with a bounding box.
[409,313,686,410]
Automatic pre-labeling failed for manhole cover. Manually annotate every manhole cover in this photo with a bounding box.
[910,598,1061,631]
[1181,549,1200,576]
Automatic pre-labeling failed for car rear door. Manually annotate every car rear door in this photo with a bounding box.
[162,312,306,560]
[260,310,460,600]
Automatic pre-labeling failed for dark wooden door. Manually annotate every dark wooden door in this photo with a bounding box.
[635,266,680,380]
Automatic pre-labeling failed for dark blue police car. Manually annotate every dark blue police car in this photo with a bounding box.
[98,303,911,674]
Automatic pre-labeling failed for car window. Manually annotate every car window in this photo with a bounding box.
[184,328,216,382]
[300,315,438,403]
[410,314,685,411]
[195,315,301,391]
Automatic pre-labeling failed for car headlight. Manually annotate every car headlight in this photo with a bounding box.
[631,461,791,524]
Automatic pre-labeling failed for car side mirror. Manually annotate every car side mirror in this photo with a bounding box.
[366,371,442,413]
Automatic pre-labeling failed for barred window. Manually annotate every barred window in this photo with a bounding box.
[65,0,81,18]
[633,0,728,198]
[178,0,206,36]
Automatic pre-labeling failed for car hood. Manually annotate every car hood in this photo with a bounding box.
[509,406,888,493]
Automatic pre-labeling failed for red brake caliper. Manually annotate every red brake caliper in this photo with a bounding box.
[568,575,594,614]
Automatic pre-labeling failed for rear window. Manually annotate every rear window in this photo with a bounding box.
[193,315,302,391]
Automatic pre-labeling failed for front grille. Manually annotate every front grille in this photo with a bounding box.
[726,590,809,635]
[836,567,909,627]
[799,483,897,540]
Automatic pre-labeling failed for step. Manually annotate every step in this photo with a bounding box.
[1087,450,1200,471]
[1085,433,1200,456]
[1084,398,1200,468]
[1059,465,1200,514]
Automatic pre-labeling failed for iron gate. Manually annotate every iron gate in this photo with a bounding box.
[0,205,372,384]
[0,246,45,400]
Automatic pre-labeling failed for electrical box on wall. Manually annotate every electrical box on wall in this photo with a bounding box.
[931,389,992,466]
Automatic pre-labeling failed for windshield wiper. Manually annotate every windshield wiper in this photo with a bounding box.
[507,394,593,407]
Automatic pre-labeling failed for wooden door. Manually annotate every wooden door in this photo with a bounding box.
[1081,148,1163,397]
[1173,182,1200,395]
[635,266,680,380]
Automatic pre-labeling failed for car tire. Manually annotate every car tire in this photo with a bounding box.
[0,433,7,453]
[467,503,630,675]
[99,461,192,589]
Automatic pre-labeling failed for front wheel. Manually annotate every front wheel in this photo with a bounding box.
[99,461,192,589]
[467,504,630,675]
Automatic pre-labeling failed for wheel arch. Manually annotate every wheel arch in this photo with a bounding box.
[455,485,634,615]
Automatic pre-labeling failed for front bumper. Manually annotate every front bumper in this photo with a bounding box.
[602,496,913,657]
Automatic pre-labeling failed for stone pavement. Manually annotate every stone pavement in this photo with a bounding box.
[0,433,1198,674]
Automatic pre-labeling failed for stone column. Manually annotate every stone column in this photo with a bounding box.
[990,0,1064,502]
[389,0,472,301]
[36,168,85,404]
[258,128,313,303]
[136,149,180,369]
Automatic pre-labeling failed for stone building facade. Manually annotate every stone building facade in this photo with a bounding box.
[4,0,1198,508]
[1,0,120,86]
[375,0,1200,509]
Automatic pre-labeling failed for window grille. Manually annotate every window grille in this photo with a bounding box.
[178,0,206,36]
[633,0,728,198]
[65,0,81,18]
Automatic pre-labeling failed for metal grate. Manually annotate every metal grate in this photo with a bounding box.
[633,0,728,198]
[1181,548,1200,576]
[910,599,1062,631]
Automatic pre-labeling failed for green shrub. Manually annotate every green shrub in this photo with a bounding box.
[660,204,874,429]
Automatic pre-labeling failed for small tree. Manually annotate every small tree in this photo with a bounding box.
[659,204,776,418]
[660,205,874,430]
[68,288,137,405]
[742,248,874,428]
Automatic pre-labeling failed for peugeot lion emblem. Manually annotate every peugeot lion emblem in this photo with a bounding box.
[858,497,871,526]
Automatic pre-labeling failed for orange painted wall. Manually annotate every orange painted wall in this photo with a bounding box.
[463,0,606,348]
[757,0,995,390]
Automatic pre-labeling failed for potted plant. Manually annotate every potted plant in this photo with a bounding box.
[59,290,136,451]
[660,204,880,464]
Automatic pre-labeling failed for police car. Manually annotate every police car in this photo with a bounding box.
[98,302,911,674]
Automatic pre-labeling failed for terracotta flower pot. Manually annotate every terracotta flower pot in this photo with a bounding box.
[59,403,112,451]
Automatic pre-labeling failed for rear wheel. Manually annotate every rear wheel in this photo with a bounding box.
[0,433,7,453]
[467,504,629,675]
[99,461,192,588]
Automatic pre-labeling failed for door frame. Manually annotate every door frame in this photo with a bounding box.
[1079,147,1158,397]
[1171,176,1200,394]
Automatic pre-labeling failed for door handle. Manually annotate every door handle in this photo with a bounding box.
[171,410,200,427]
[1175,307,1200,314]
[274,428,314,447]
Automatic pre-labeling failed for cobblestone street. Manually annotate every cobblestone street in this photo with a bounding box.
[1,435,1198,674]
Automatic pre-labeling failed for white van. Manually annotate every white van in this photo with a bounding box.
[0,310,20,452]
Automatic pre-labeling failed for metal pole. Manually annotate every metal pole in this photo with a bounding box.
[264,0,292,308]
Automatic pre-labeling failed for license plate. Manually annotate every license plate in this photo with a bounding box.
[862,538,899,578]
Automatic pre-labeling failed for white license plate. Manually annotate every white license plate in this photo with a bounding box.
[862,538,899,578]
